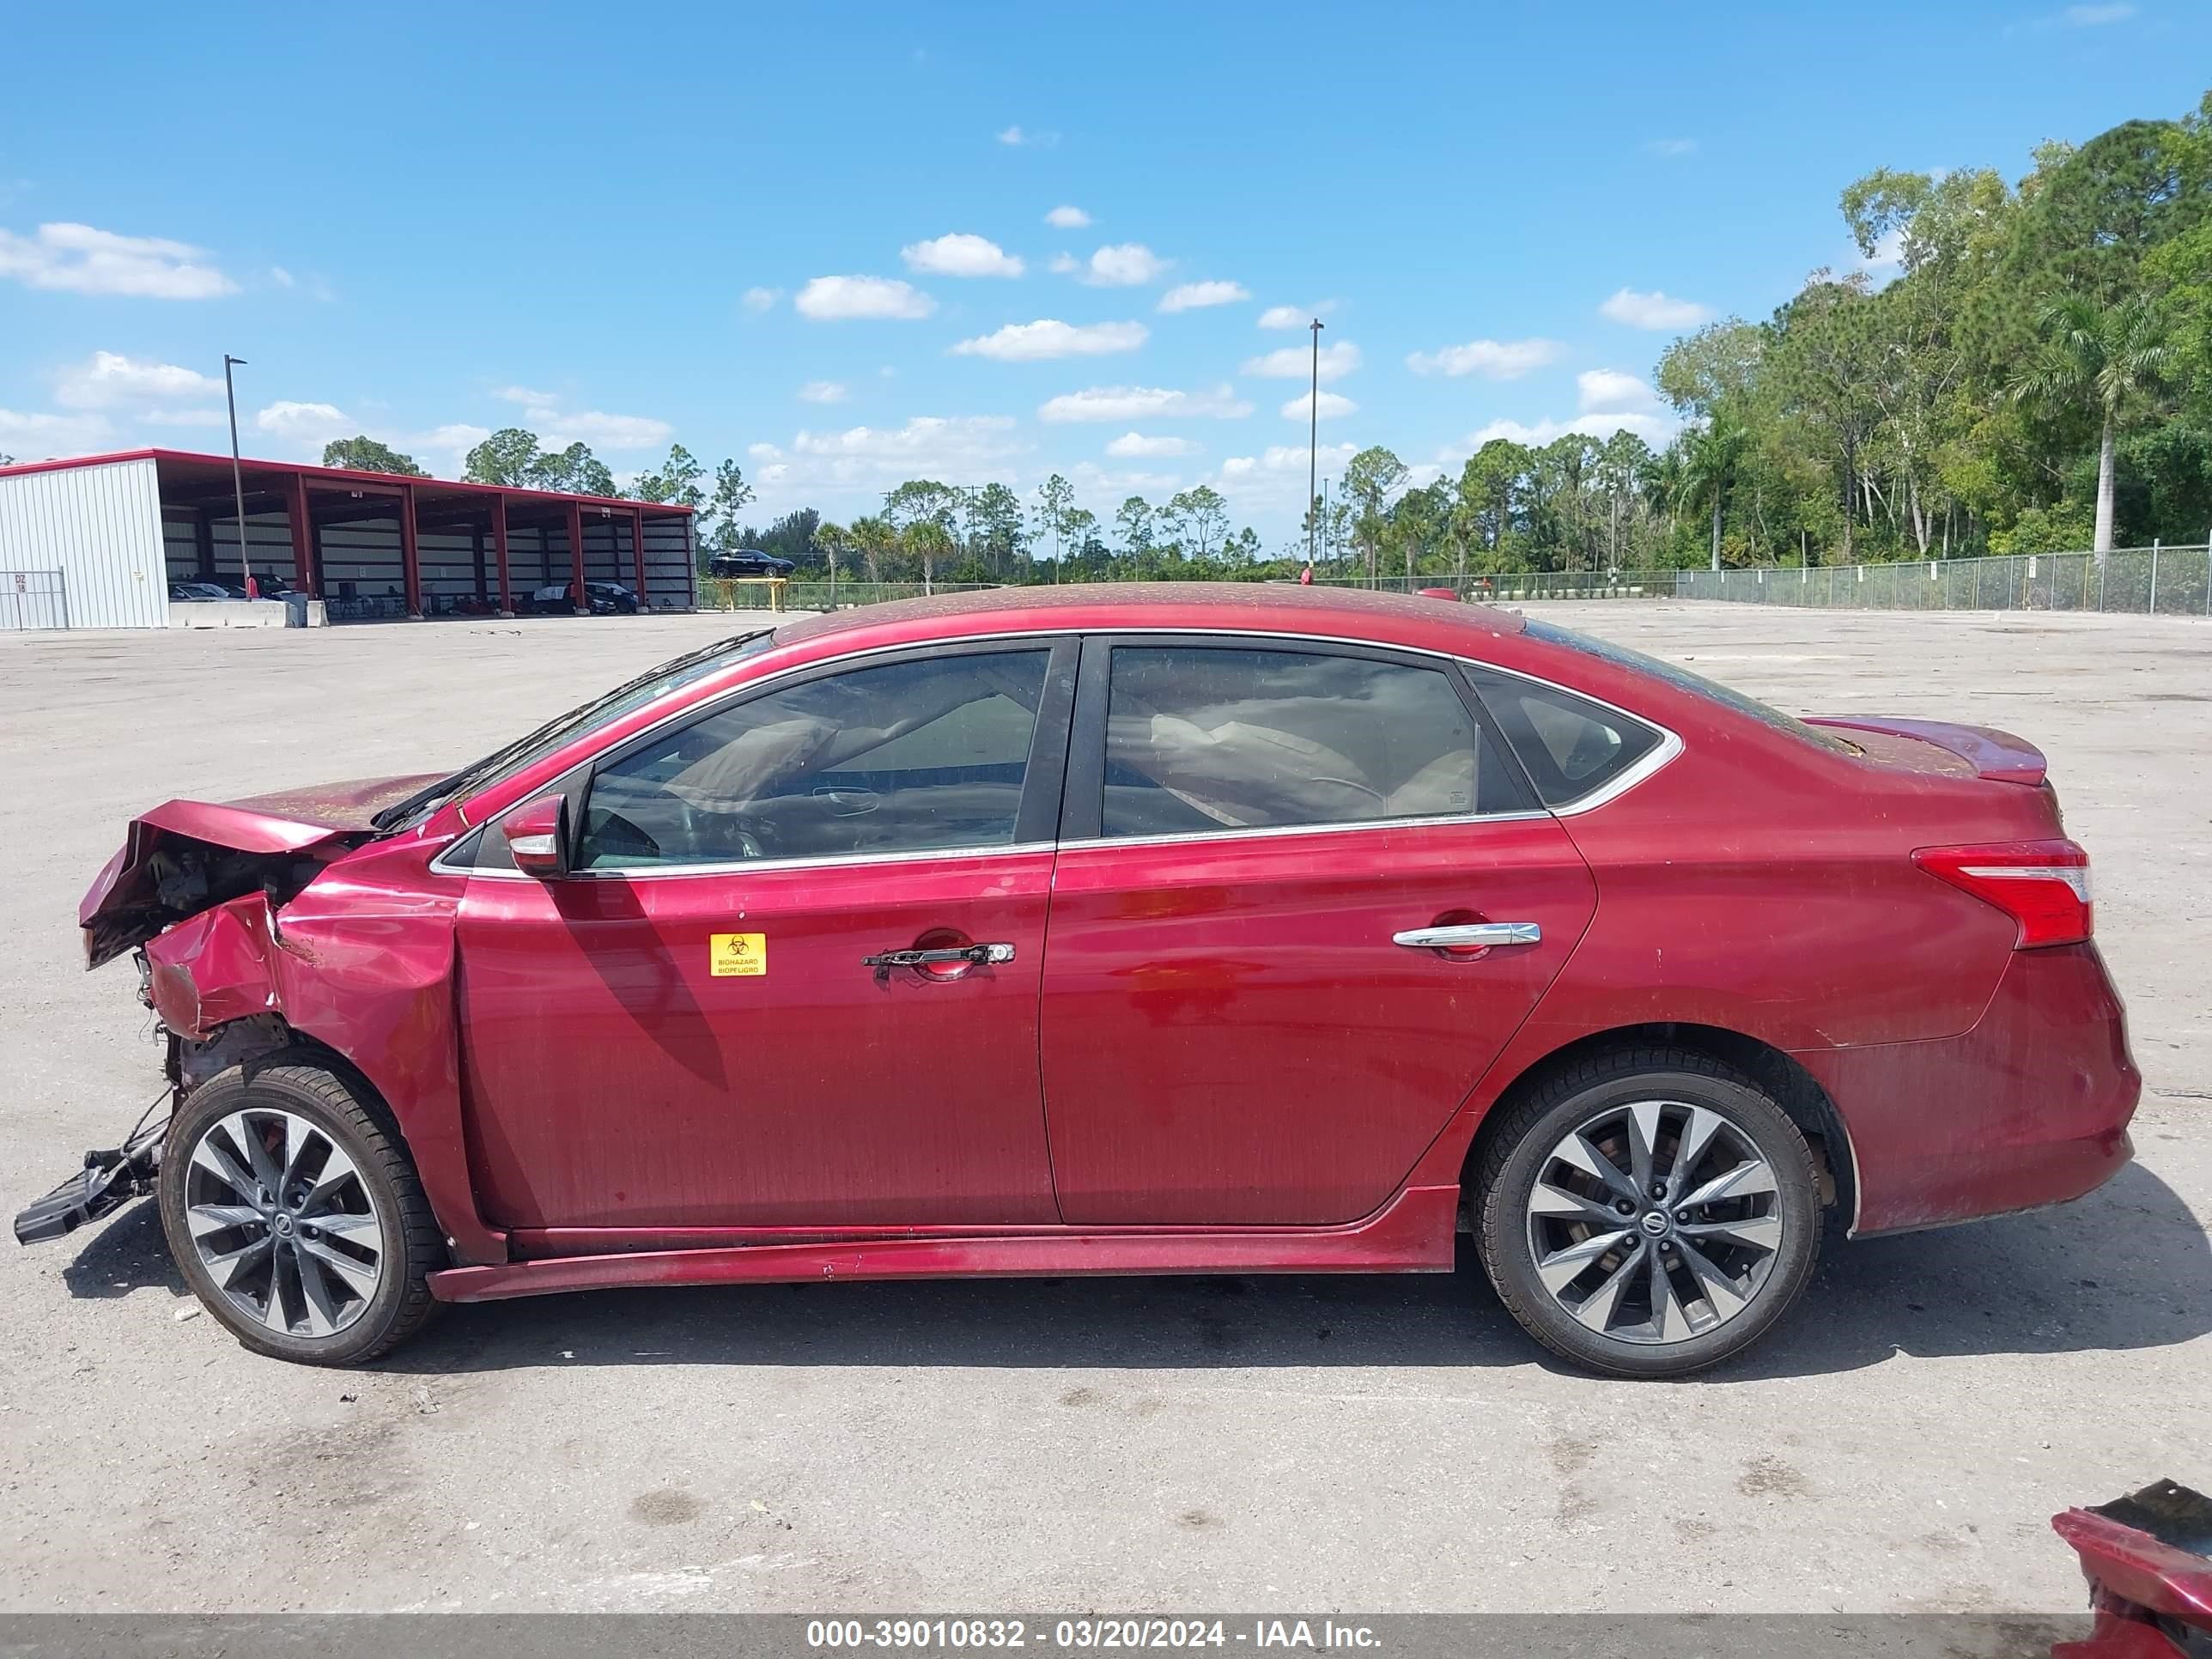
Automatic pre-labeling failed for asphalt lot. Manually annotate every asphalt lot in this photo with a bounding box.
[0,600,2204,1614]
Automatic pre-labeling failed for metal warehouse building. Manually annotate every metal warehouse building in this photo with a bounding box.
[0,449,697,629]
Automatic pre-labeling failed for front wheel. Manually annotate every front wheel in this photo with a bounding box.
[1474,1049,1820,1378]
[158,1059,443,1365]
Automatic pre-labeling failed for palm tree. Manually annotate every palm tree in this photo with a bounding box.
[2008,293,2178,558]
[1678,423,1747,571]
[902,519,952,595]
[813,520,846,606]
[848,514,893,584]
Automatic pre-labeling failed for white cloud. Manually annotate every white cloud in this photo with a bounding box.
[1856,226,1907,280]
[54,350,222,409]
[1045,205,1091,229]
[2062,3,2134,21]
[1048,252,1079,274]
[747,415,1029,496]
[1243,340,1361,382]
[1599,287,1712,330]
[901,233,1024,278]
[1405,337,1561,379]
[1457,410,1678,451]
[410,423,492,465]
[1212,442,1358,510]
[269,266,295,288]
[1577,368,1657,412]
[1158,279,1249,313]
[951,319,1148,361]
[493,386,672,450]
[996,125,1059,148]
[255,400,353,446]
[553,412,674,449]
[1038,384,1254,422]
[795,275,936,320]
[741,286,781,313]
[0,407,112,455]
[1255,301,1339,330]
[1073,243,1170,286]
[1644,137,1698,157]
[0,222,238,299]
[798,380,848,404]
[1280,390,1358,421]
[1105,431,1199,458]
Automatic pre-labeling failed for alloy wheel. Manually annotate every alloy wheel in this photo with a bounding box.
[182,1108,385,1339]
[1523,1098,1784,1346]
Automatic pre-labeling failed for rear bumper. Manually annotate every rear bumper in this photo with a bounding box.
[1797,943,2141,1237]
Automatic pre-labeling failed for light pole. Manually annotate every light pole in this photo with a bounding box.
[222,355,253,599]
[1307,318,1324,569]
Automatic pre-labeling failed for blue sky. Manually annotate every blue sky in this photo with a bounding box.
[3,1,2206,543]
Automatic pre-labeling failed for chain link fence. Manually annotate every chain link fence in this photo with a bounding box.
[1315,572,1676,600]
[696,578,1001,611]
[1675,546,2212,617]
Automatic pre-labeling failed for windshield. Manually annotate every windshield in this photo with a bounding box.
[1522,617,1858,755]
[372,629,779,831]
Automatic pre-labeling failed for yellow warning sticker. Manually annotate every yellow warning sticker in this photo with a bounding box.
[709,933,767,977]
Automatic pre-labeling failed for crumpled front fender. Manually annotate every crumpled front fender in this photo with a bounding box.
[145,896,283,1040]
[141,845,503,1266]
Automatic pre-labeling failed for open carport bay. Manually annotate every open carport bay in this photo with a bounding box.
[0,603,2204,1613]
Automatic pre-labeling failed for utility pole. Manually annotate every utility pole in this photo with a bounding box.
[222,355,252,599]
[1307,318,1324,568]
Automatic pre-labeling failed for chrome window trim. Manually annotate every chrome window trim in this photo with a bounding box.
[1056,809,1552,856]
[1455,653,1683,816]
[440,838,1059,884]
[426,622,1683,879]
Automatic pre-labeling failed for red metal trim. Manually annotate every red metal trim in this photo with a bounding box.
[0,447,696,515]
[287,471,316,597]
[566,501,586,612]
[491,494,514,615]
[428,1184,1460,1304]
[631,507,647,598]
[398,483,424,618]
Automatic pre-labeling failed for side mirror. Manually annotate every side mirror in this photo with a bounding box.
[502,793,569,878]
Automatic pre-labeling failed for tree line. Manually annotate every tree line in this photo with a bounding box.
[315,87,2209,583]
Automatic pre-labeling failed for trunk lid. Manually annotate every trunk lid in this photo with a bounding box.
[1804,715,2048,786]
[78,774,441,969]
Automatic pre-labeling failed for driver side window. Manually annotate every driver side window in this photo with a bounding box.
[576,648,1051,869]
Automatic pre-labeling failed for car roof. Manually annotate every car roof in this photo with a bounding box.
[766,580,1528,656]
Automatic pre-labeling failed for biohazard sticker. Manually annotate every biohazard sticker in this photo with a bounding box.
[709,933,767,977]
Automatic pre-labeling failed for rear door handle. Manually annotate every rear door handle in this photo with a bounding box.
[1392,922,1541,950]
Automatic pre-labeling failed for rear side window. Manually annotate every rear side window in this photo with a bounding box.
[1099,645,1529,838]
[1469,670,1663,808]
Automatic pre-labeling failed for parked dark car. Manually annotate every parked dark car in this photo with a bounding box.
[708,550,796,579]
[584,581,641,615]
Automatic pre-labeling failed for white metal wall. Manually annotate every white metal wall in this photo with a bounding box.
[0,459,169,628]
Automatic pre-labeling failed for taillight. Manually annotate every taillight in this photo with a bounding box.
[1913,839,2093,948]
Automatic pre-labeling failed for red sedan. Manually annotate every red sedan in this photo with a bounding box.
[21,586,2138,1376]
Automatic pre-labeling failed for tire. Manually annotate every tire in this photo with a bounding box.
[1474,1047,1820,1378]
[158,1059,443,1365]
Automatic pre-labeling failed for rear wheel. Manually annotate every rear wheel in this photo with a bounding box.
[1474,1048,1820,1378]
[158,1060,441,1365]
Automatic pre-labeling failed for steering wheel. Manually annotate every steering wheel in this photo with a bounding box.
[672,796,766,860]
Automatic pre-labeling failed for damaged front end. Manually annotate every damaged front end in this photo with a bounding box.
[16,778,438,1251]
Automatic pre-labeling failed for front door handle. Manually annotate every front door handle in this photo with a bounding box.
[861,943,1016,970]
[1392,922,1541,950]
